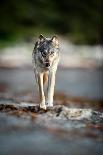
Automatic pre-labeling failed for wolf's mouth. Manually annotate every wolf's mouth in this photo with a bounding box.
[39,57,51,68]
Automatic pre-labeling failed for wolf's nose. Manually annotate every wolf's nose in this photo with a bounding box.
[45,63,50,67]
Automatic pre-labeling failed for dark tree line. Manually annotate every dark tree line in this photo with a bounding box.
[0,0,102,44]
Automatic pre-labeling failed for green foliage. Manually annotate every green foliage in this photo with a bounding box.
[0,0,102,44]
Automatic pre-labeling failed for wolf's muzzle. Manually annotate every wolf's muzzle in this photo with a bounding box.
[45,62,50,67]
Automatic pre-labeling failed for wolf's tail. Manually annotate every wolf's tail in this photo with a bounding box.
[43,73,48,85]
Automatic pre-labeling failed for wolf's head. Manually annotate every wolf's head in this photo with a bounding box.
[35,34,60,68]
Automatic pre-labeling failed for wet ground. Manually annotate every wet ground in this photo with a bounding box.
[0,68,103,100]
[0,98,103,155]
[0,67,103,155]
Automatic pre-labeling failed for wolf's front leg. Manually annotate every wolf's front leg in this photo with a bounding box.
[37,73,46,110]
[46,71,56,107]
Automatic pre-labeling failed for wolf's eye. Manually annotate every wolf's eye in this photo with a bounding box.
[40,50,46,57]
[50,51,54,56]
[42,52,46,57]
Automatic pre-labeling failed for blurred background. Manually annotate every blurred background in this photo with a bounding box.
[0,0,103,102]
[0,0,103,45]
[0,1,103,155]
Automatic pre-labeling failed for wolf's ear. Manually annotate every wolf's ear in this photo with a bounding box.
[51,36,59,47]
[34,34,44,49]
[38,34,45,42]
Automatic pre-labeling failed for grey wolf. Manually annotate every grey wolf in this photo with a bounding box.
[32,34,60,110]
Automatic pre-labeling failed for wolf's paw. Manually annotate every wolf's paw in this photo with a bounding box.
[46,102,53,108]
[40,104,46,110]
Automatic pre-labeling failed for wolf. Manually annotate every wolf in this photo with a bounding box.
[32,34,60,110]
